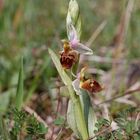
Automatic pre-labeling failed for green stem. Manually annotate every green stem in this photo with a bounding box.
[48,49,88,139]
[66,57,88,139]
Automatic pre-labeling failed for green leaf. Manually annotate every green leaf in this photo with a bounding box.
[67,100,80,138]
[15,57,24,111]
[79,89,97,137]
[88,107,97,137]
[48,48,72,86]
[54,116,65,126]
[60,86,70,97]
[38,123,48,134]
[134,134,140,140]
[67,94,89,140]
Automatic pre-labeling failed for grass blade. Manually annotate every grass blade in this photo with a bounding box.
[24,56,50,102]
[15,57,24,110]
[0,115,10,140]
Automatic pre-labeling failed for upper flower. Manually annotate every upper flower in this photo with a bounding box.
[60,24,93,69]
[60,40,78,69]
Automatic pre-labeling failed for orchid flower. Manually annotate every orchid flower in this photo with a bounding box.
[60,24,93,69]
[60,42,78,69]
[72,67,103,94]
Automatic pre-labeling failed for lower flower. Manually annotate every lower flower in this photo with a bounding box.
[72,67,103,94]
[80,79,102,93]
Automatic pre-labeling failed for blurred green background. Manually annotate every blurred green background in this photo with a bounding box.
[0,0,140,113]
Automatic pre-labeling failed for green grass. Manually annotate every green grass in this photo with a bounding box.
[0,0,140,139]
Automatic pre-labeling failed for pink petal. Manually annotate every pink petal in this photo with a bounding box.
[68,24,79,44]
[73,43,93,55]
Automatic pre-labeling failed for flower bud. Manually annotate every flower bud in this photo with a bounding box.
[66,0,81,40]
[68,0,79,24]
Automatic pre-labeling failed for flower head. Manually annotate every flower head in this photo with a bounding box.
[72,67,103,93]
[80,79,103,93]
[60,40,78,69]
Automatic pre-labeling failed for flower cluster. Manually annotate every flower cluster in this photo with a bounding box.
[59,0,103,94]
